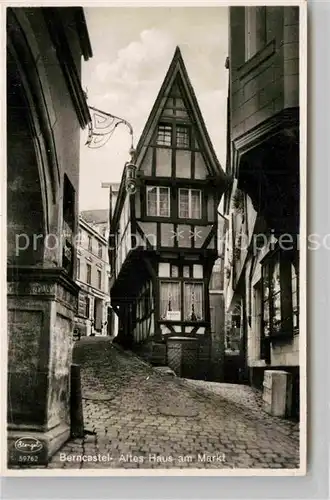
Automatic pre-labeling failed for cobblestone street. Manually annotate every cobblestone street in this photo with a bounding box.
[48,337,300,470]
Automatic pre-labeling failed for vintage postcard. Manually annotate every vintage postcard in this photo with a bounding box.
[3,0,307,476]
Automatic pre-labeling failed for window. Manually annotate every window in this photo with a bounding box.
[170,264,179,278]
[157,124,172,146]
[98,241,103,259]
[97,269,102,290]
[86,263,92,285]
[262,250,298,338]
[76,258,80,280]
[85,296,90,318]
[184,282,203,321]
[160,279,204,322]
[160,281,181,320]
[209,261,222,290]
[183,265,192,278]
[176,126,190,148]
[108,277,111,295]
[94,297,103,332]
[146,186,170,217]
[88,235,92,252]
[225,305,241,352]
[245,6,267,61]
[179,189,202,219]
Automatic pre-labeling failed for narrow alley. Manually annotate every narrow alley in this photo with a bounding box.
[48,338,299,470]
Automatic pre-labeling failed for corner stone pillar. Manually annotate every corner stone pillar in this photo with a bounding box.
[7,267,80,466]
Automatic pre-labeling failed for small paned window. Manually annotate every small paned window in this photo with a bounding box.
[176,126,190,148]
[157,124,172,146]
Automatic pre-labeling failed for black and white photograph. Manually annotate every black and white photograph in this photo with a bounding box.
[4,1,306,475]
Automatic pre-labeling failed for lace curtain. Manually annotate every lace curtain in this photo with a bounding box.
[147,186,169,217]
[184,282,203,320]
[179,189,201,219]
[191,190,201,219]
[179,189,189,218]
[160,281,181,319]
[147,186,157,216]
[159,187,169,217]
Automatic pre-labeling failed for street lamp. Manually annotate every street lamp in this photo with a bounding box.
[125,147,137,195]
[125,163,137,195]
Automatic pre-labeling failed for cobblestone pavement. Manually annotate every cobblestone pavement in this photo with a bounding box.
[182,379,300,442]
[48,337,300,470]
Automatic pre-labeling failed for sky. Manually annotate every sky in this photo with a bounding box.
[79,7,229,211]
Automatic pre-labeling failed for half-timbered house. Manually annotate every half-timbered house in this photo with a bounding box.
[109,47,228,377]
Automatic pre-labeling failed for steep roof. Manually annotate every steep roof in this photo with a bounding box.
[134,46,226,181]
[111,46,229,230]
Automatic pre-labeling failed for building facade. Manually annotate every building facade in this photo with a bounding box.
[74,215,111,337]
[208,253,226,382]
[109,47,228,379]
[7,7,92,464]
[223,6,300,416]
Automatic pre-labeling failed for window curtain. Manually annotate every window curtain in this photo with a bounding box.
[191,190,201,219]
[147,186,157,216]
[184,282,203,320]
[160,281,180,319]
[159,187,169,216]
[179,189,189,218]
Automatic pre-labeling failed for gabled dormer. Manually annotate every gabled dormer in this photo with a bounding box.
[135,46,225,182]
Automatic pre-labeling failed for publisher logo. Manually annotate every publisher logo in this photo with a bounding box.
[14,437,43,454]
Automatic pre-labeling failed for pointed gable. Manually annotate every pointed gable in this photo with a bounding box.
[135,46,226,182]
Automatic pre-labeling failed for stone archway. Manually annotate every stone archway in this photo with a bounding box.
[7,49,45,266]
[6,10,82,465]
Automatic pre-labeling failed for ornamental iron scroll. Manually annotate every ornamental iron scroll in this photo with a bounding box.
[86,105,134,150]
